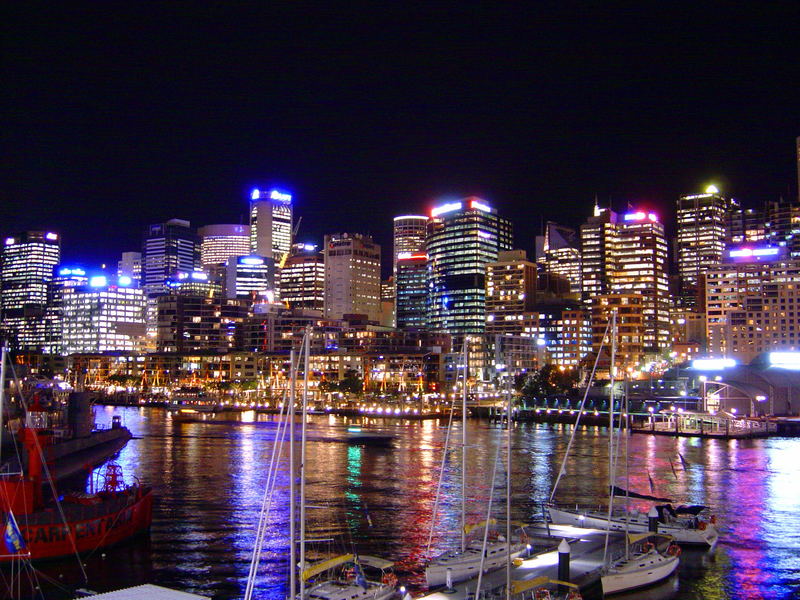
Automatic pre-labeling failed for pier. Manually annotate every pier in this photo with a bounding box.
[420,525,626,599]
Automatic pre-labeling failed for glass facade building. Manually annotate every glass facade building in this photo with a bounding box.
[426,198,512,341]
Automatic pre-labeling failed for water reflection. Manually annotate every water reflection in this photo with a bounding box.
[29,408,798,600]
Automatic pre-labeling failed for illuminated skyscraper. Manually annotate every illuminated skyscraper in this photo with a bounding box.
[676,187,735,306]
[198,224,251,267]
[44,266,89,355]
[396,253,428,329]
[485,250,537,337]
[392,215,427,275]
[426,197,512,341]
[580,203,618,303]
[324,233,381,321]
[0,231,61,350]
[249,188,293,265]
[117,251,142,284]
[611,210,670,352]
[142,219,201,297]
[279,244,325,311]
[224,255,275,301]
[62,276,147,354]
[536,222,582,295]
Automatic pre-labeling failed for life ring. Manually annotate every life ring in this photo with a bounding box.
[698,521,707,530]
[382,573,397,587]
[567,591,582,600]
[534,590,551,600]
[642,542,654,552]
[667,544,681,557]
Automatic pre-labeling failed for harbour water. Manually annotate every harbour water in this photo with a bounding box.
[35,406,800,600]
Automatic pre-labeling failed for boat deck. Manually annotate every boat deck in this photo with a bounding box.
[420,524,626,599]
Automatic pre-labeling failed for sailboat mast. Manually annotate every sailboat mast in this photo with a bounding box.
[289,349,297,600]
[505,352,512,600]
[461,339,468,553]
[299,328,311,600]
[603,311,617,565]
[624,373,630,561]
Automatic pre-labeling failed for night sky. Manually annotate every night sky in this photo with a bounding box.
[3,4,799,271]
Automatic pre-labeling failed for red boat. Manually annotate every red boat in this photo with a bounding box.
[0,424,153,562]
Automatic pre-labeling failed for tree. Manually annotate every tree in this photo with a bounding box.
[338,369,363,395]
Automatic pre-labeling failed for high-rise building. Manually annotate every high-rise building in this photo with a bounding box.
[611,210,670,352]
[485,250,537,337]
[117,251,142,284]
[536,222,582,296]
[396,253,428,329]
[726,205,766,246]
[676,187,734,306]
[590,294,646,373]
[142,219,201,297]
[156,293,249,353]
[43,266,89,355]
[0,231,61,350]
[224,255,275,301]
[705,245,800,359]
[392,215,428,275]
[198,224,251,267]
[62,276,147,354]
[426,197,512,341]
[580,204,618,303]
[323,233,381,322]
[279,244,325,311]
[249,188,293,265]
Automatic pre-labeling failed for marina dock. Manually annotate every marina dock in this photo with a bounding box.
[420,525,626,599]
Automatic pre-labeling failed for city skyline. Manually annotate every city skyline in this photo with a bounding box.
[3,5,799,267]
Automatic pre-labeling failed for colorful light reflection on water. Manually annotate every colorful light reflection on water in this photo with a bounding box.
[35,407,800,600]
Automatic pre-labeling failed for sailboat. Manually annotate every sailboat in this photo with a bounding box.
[0,346,153,563]
[424,342,528,588]
[545,313,719,548]
[243,328,398,600]
[546,313,678,595]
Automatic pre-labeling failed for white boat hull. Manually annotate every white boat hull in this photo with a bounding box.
[425,542,525,587]
[601,551,679,595]
[302,580,395,600]
[547,506,719,547]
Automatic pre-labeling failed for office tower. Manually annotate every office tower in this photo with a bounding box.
[591,294,646,373]
[323,233,381,321]
[726,205,765,246]
[580,203,618,303]
[392,215,428,276]
[611,210,670,352]
[117,251,142,284]
[396,253,428,329]
[485,250,537,337]
[0,231,61,350]
[62,276,147,354]
[249,188,293,265]
[536,222,582,295]
[279,244,325,311]
[764,196,800,257]
[164,270,221,297]
[155,294,241,353]
[676,187,733,306]
[426,197,512,341]
[224,255,275,301]
[705,245,800,359]
[198,224,251,267]
[380,278,396,327]
[141,219,201,297]
[43,266,89,354]
[797,136,800,203]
